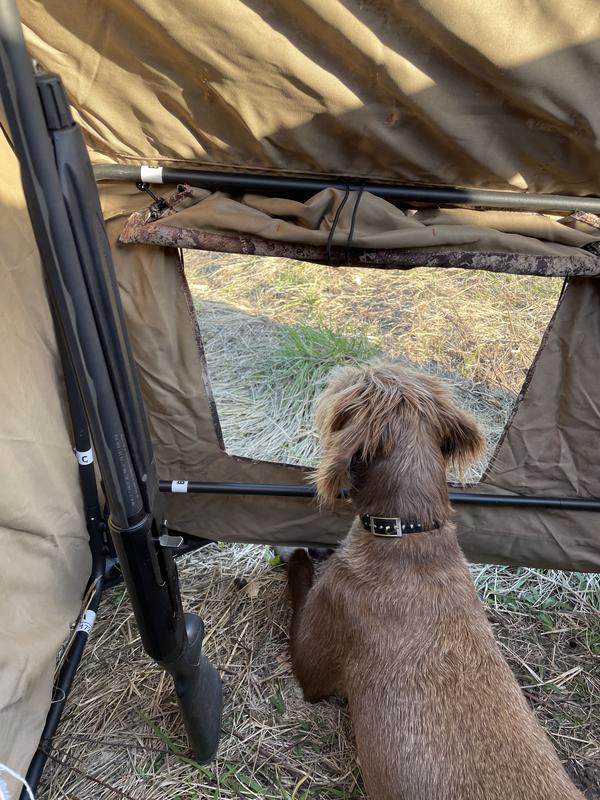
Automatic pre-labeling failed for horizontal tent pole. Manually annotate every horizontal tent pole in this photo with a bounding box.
[159,480,600,510]
[94,163,600,214]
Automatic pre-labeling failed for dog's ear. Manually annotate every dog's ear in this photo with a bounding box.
[311,428,365,507]
[311,426,364,506]
[311,385,368,507]
[436,397,485,471]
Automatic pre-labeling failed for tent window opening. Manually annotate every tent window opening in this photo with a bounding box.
[183,250,563,482]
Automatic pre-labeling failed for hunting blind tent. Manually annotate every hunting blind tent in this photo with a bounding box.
[2,0,600,796]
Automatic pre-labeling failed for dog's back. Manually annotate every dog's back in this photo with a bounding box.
[311,527,582,800]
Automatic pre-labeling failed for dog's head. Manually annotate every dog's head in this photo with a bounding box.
[312,361,485,507]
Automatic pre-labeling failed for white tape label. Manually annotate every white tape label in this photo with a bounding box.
[76,448,94,466]
[140,165,164,184]
[171,480,189,493]
[76,609,96,635]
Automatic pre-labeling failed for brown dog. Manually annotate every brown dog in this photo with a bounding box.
[286,362,583,800]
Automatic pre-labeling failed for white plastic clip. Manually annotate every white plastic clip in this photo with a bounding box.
[159,533,184,548]
[140,165,164,184]
[75,448,94,465]
[76,609,96,635]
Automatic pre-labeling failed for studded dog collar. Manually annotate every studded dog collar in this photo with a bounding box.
[360,514,441,538]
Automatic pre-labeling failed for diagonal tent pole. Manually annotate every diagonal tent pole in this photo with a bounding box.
[0,2,222,793]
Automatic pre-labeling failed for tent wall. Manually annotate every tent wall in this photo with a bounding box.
[458,276,600,570]
[13,0,600,569]
[105,182,600,570]
[18,1,600,195]
[120,185,600,275]
[0,130,90,796]
[102,184,355,549]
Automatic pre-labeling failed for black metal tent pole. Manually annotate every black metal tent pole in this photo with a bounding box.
[0,4,222,794]
[23,325,107,792]
[94,163,600,215]
[157,480,600,510]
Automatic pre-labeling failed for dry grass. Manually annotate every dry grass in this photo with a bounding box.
[39,545,600,799]
[185,253,544,474]
[39,544,365,800]
[475,565,600,796]
[185,251,562,393]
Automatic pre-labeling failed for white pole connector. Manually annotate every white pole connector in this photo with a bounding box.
[140,165,164,184]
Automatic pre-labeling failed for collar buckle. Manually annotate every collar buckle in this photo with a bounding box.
[368,515,403,537]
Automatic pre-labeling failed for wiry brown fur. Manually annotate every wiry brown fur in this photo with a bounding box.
[287,362,583,800]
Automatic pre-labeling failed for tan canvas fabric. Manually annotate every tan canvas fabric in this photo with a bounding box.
[458,277,600,570]
[19,1,600,197]
[0,132,90,796]
[102,184,356,548]
[101,185,600,570]
[163,189,600,255]
[10,2,600,561]
[121,185,600,267]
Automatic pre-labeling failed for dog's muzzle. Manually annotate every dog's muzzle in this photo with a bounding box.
[360,514,441,538]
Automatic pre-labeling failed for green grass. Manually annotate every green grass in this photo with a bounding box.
[265,322,380,440]
[276,324,378,370]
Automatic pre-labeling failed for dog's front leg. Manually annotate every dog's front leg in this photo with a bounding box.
[287,549,341,703]
[287,548,315,625]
